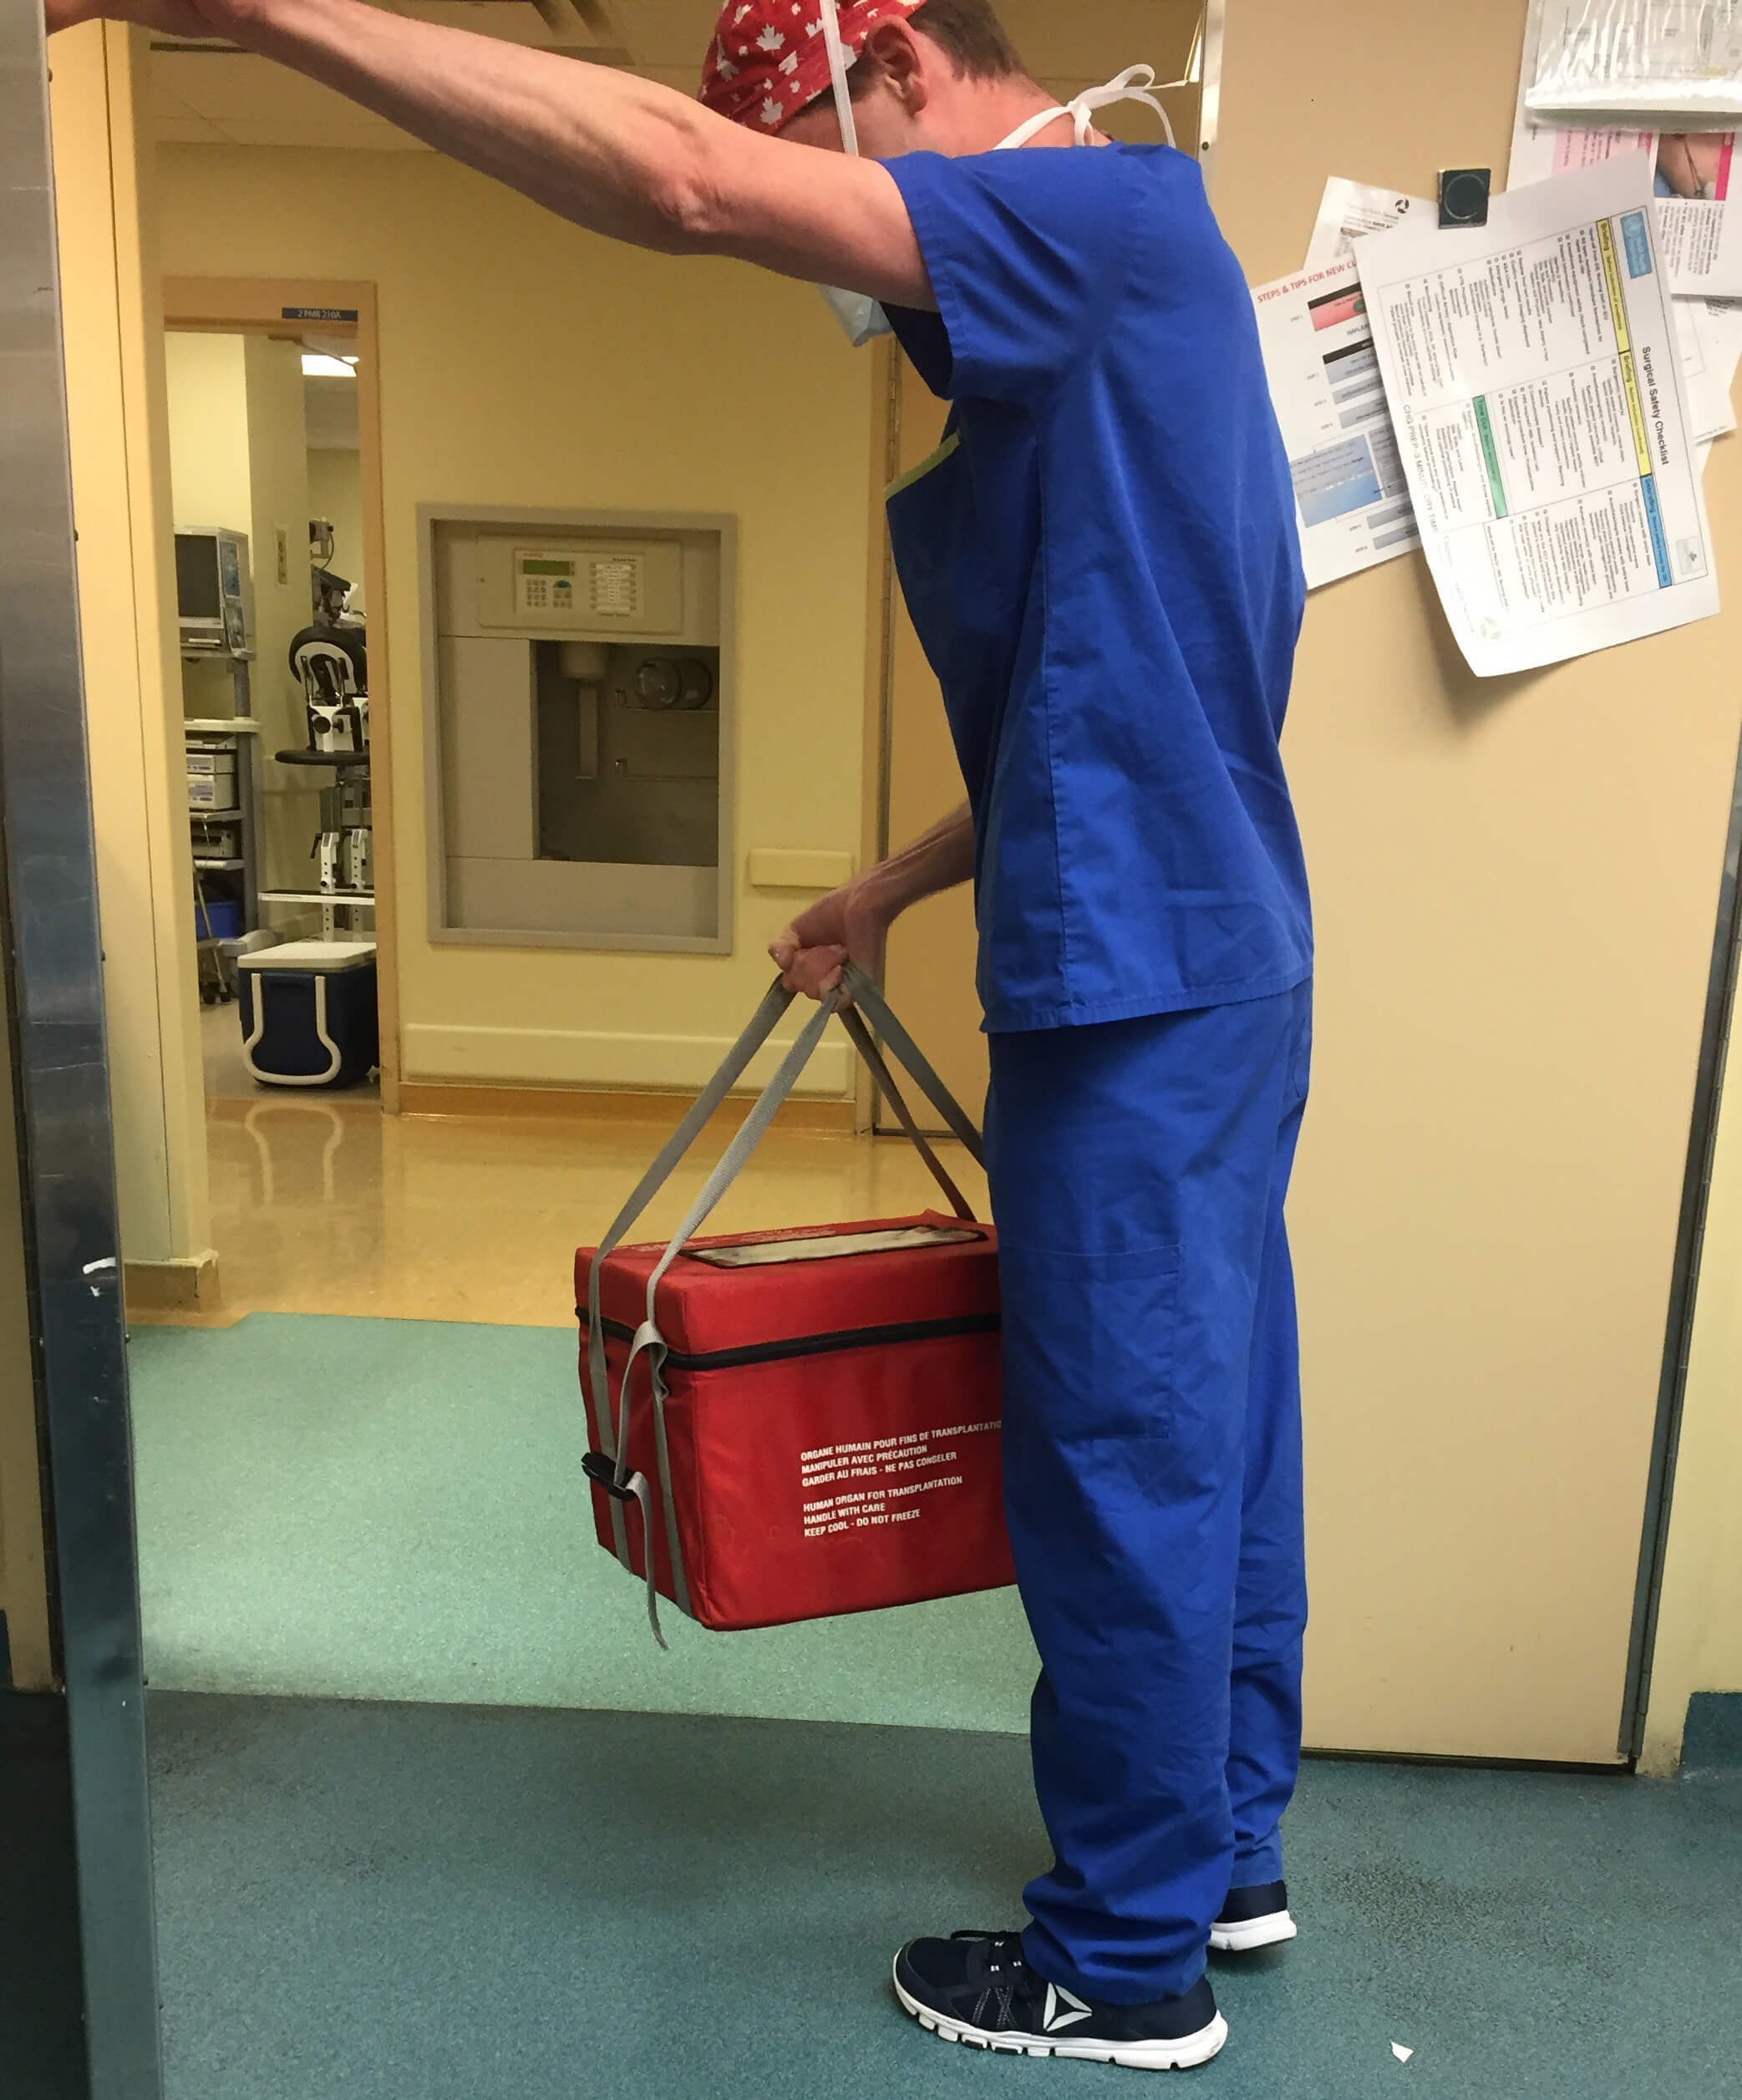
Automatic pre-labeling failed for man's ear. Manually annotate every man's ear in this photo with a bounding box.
[862,19,932,113]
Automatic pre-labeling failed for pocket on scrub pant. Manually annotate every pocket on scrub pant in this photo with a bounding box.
[997,1241,1183,1499]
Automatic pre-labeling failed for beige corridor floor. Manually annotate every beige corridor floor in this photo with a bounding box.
[175,1002,988,1329]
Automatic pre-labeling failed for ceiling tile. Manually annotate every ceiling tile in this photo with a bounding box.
[212,116,434,150]
[150,50,432,145]
[155,112,231,144]
[615,0,729,71]
[149,1,1206,150]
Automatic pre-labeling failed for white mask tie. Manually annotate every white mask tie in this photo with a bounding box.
[995,63,1182,153]
[813,28,1186,347]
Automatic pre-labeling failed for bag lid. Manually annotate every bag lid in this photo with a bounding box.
[579,1211,998,1357]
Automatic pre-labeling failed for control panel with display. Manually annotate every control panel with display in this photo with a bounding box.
[498,540,684,634]
[516,555,578,616]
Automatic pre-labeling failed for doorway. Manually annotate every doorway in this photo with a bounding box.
[165,314,383,1098]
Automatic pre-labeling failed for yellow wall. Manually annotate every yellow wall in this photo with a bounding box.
[50,23,213,1286]
[157,146,878,1097]
[1216,0,1742,1762]
[1643,1010,1742,1770]
[309,446,367,615]
[164,330,251,527]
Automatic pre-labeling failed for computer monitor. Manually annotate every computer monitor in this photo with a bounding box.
[175,529,251,656]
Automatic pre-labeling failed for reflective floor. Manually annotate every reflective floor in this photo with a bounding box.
[176,1003,987,1331]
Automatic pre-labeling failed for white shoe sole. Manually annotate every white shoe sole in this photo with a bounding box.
[1208,1910,1298,1954]
[893,1963,1229,2071]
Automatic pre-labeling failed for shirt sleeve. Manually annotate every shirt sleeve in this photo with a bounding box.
[882,146,1134,405]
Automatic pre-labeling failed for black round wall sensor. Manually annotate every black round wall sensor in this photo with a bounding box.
[1438,168,1492,229]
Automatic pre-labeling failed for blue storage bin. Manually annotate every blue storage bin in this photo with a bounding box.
[195,897,243,941]
[236,940,378,1088]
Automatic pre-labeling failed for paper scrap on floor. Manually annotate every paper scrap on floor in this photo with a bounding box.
[1511,0,1742,295]
[1354,155,1719,675]
[1251,261,1422,588]
[1393,2042,1415,2063]
[1525,0,1742,125]
[1304,178,1435,271]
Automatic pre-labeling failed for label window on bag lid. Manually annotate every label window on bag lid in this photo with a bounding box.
[685,1225,983,1269]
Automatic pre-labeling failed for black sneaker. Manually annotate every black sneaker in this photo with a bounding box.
[1209,1881,1297,1953]
[892,1931,1227,2069]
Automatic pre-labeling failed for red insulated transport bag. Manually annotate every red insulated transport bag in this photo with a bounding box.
[578,967,1013,1642]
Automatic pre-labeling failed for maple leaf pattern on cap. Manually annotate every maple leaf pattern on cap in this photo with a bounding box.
[698,0,928,131]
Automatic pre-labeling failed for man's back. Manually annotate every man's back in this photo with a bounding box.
[884,140,1312,1031]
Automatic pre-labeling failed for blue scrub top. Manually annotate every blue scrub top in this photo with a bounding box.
[881,142,1312,1034]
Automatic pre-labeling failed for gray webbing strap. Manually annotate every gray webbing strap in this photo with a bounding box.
[583,979,793,1565]
[841,962,987,1167]
[838,1007,975,1222]
[585,979,795,1432]
[610,996,839,1643]
[585,969,985,1646]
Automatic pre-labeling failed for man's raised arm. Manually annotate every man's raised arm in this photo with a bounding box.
[45,0,936,307]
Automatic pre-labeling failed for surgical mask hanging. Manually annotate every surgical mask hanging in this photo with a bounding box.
[812,8,1189,347]
[819,283,894,348]
[815,0,896,345]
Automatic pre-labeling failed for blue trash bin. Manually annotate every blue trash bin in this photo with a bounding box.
[236,940,378,1088]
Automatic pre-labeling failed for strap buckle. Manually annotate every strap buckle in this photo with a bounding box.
[582,1451,638,1503]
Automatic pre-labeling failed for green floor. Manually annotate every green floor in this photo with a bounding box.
[146,1692,1742,2100]
[132,1315,1742,2096]
[129,1315,1039,1729]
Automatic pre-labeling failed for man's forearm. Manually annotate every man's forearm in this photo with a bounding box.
[861,805,975,921]
[223,0,719,251]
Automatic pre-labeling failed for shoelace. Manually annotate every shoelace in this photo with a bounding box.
[950,1930,1029,1976]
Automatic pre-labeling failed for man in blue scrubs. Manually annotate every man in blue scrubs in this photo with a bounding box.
[53,0,1310,2070]
[734,4,1313,2072]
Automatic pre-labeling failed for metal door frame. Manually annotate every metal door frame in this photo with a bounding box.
[1620,718,1742,1758]
[0,11,165,2095]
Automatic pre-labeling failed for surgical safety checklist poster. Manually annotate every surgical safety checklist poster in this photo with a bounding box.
[1252,260,1423,590]
[1354,157,1719,673]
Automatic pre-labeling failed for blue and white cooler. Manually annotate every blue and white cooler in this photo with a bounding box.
[236,940,378,1088]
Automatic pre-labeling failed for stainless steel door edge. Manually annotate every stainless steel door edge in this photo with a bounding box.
[0,15,165,2097]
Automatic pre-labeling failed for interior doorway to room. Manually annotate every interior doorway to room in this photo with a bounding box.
[162,292,394,1318]
[165,319,381,1107]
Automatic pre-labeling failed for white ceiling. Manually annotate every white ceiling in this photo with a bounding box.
[150,0,1201,151]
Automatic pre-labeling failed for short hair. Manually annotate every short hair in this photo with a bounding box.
[830,0,1033,103]
[902,0,1029,81]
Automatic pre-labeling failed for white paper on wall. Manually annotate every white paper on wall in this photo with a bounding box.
[1355,157,1720,674]
[1250,260,1424,590]
[1526,0,1742,125]
[1304,179,1436,271]
[1679,293,1742,434]
[1511,1,1742,292]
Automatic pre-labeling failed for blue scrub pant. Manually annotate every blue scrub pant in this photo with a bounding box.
[984,982,1312,2006]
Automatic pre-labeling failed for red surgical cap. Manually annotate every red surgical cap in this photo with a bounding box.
[698,0,927,132]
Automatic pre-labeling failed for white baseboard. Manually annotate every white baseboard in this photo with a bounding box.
[401,1022,854,1097]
